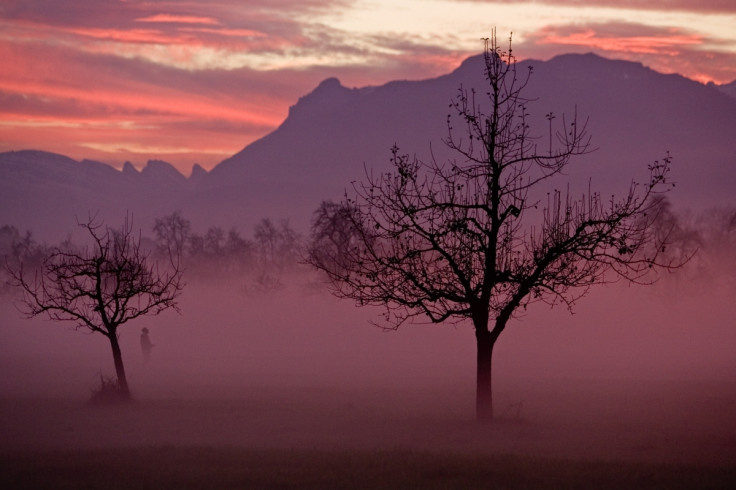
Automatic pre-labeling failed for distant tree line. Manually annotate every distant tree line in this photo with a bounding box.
[647,198,736,289]
[1,212,307,296]
[2,202,734,298]
[151,211,304,290]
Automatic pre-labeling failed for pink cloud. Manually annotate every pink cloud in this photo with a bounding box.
[66,26,189,45]
[181,27,267,38]
[0,38,291,172]
[535,27,703,55]
[136,14,222,25]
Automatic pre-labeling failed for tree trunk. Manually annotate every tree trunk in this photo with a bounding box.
[475,328,496,421]
[108,334,131,399]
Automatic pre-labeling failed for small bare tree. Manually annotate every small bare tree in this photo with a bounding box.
[153,210,191,259]
[8,215,183,400]
[308,32,681,421]
[252,218,302,290]
[1,225,46,295]
[308,200,367,278]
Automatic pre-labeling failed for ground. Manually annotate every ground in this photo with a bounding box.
[1,378,734,489]
[2,282,735,487]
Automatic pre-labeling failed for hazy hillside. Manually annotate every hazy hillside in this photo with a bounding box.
[0,150,194,240]
[2,53,735,240]
[204,53,736,227]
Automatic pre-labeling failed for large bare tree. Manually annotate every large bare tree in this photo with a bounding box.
[308,33,680,421]
[8,216,183,400]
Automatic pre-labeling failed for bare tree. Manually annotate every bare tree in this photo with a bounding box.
[8,216,183,400]
[1,225,46,294]
[308,200,369,278]
[308,32,680,421]
[688,205,736,286]
[646,196,701,270]
[224,227,254,273]
[254,218,301,272]
[153,210,191,259]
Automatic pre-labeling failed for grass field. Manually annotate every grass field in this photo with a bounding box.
[2,446,735,489]
[1,379,734,489]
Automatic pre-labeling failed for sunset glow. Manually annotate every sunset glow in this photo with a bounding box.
[1,0,734,173]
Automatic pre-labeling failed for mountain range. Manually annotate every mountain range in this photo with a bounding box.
[2,53,735,241]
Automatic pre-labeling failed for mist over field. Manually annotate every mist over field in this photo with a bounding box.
[2,258,735,469]
[1,214,735,488]
[2,265,735,399]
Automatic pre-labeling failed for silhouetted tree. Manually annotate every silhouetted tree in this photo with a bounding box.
[646,196,700,268]
[1,225,46,294]
[151,212,274,280]
[204,226,226,256]
[189,227,227,264]
[8,216,183,400]
[254,218,280,266]
[308,200,368,277]
[153,210,191,259]
[188,226,254,275]
[224,227,254,273]
[692,205,736,286]
[255,219,301,270]
[308,33,680,421]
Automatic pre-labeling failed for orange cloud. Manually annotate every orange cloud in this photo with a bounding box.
[0,36,291,172]
[181,27,267,38]
[0,77,282,128]
[67,26,188,44]
[537,28,703,56]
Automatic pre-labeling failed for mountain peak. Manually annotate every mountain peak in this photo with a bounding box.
[543,52,652,78]
[140,159,186,186]
[122,161,139,174]
[287,77,352,120]
[189,163,208,182]
[548,52,607,63]
[142,159,180,173]
[315,77,343,91]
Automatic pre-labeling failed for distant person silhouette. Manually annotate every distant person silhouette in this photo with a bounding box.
[140,327,154,362]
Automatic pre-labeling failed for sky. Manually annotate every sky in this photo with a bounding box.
[1,0,735,175]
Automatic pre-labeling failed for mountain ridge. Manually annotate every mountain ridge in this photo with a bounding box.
[2,53,734,240]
